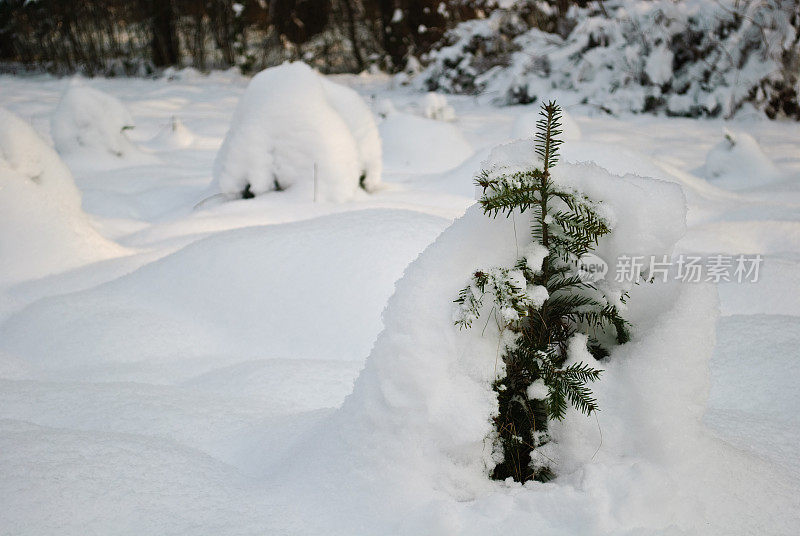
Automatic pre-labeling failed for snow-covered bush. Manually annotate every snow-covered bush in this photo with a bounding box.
[512,107,581,140]
[0,108,122,283]
[704,130,783,189]
[423,92,456,121]
[422,0,800,119]
[51,82,139,157]
[213,62,382,202]
[379,113,472,173]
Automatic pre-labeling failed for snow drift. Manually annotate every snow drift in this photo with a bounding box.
[213,62,382,202]
[51,82,139,158]
[0,108,123,284]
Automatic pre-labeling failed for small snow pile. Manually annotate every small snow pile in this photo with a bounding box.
[213,62,382,202]
[0,109,123,283]
[376,98,397,119]
[511,108,581,141]
[379,113,472,173]
[422,92,456,121]
[51,82,139,158]
[704,130,783,190]
[150,116,195,150]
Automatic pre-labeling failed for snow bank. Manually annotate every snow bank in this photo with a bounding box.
[379,113,472,173]
[51,82,139,158]
[423,92,456,121]
[704,130,783,190]
[511,108,581,141]
[0,109,124,284]
[213,62,382,201]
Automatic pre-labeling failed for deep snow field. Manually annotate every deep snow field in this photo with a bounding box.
[1,70,800,535]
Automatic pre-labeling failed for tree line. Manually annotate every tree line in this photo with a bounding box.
[0,0,487,75]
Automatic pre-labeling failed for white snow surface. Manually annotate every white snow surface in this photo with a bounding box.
[0,72,799,535]
[213,62,382,201]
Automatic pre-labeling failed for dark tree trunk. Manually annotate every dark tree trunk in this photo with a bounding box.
[150,0,179,66]
[342,0,364,71]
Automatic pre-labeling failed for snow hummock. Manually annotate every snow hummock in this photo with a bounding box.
[704,129,783,190]
[51,81,140,159]
[423,92,456,121]
[512,108,581,141]
[0,108,124,284]
[213,62,382,201]
[379,113,472,173]
[150,116,195,150]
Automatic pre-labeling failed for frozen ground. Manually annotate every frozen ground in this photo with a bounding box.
[0,71,799,534]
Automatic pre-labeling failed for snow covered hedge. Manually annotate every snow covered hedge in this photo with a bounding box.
[213,62,382,202]
[421,0,800,119]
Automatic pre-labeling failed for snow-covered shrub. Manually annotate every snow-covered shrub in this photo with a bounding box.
[213,62,382,202]
[704,130,783,189]
[512,107,580,140]
[379,112,472,173]
[422,92,456,121]
[422,0,800,119]
[51,82,138,157]
[0,108,122,283]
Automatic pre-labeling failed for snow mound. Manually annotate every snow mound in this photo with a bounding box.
[0,108,124,284]
[704,130,783,190]
[511,108,581,141]
[150,116,195,150]
[51,82,139,158]
[379,113,473,174]
[423,92,456,121]
[213,62,382,201]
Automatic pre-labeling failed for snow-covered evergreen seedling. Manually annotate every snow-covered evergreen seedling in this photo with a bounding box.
[455,101,629,482]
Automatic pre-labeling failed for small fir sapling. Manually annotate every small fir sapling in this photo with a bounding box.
[454,101,630,483]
